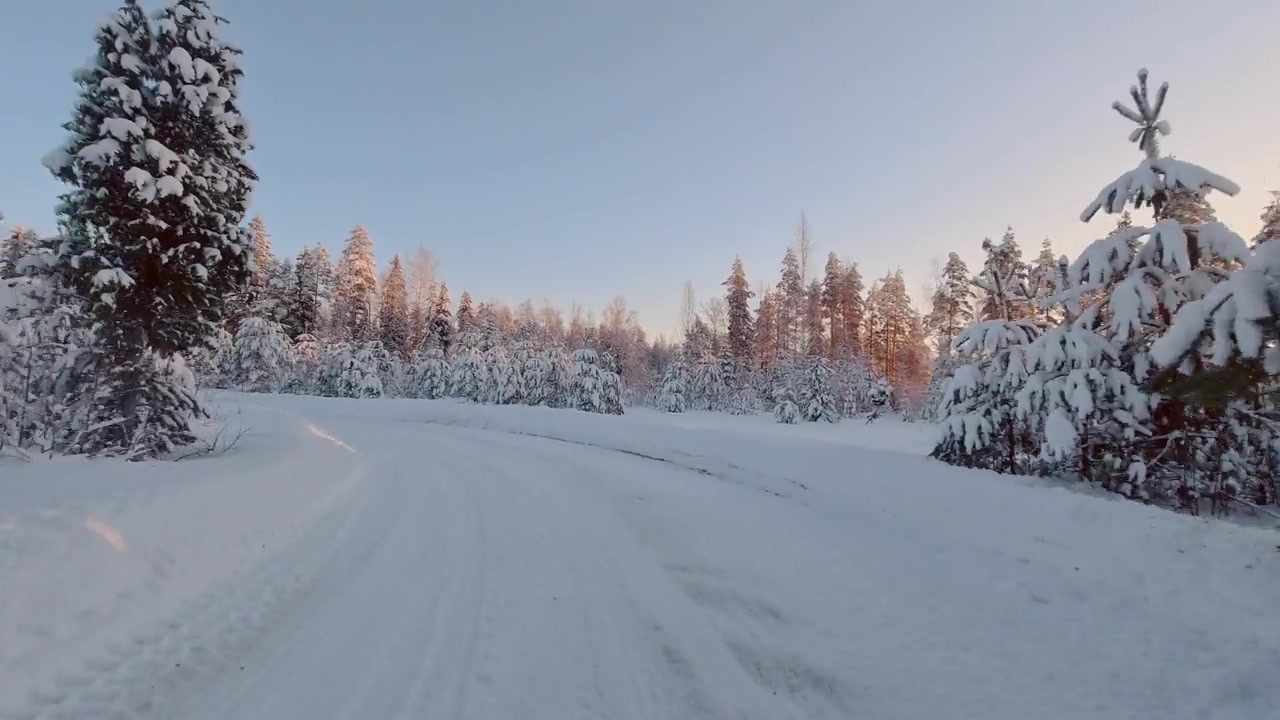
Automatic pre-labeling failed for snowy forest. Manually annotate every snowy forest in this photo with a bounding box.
[4,0,1280,519]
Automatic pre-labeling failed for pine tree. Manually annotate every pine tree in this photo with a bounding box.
[1255,191,1280,246]
[567,347,608,413]
[450,347,485,401]
[456,291,476,341]
[657,359,689,412]
[42,0,255,456]
[838,263,865,359]
[692,352,726,411]
[776,247,804,357]
[249,214,274,288]
[1,226,37,279]
[334,226,378,342]
[798,356,840,422]
[1028,238,1059,318]
[310,244,335,336]
[803,279,824,357]
[424,283,454,355]
[820,253,843,361]
[230,316,292,392]
[925,252,976,354]
[722,257,754,376]
[288,247,321,337]
[975,228,1032,321]
[753,289,779,370]
[771,360,800,424]
[410,348,450,400]
[379,254,411,360]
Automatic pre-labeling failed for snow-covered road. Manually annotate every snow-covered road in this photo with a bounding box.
[6,394,1279,720]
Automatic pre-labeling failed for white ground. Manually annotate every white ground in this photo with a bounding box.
[3,393,1278,720]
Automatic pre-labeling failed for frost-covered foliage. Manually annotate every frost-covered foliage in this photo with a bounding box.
[566,348,621,415]
[408,348,450,400]
[657,360,688,413]
[798,357,840,423]
[771,360,801,424]
[229,317,293,393]
[315,342,384,399]
[450,348,485,402]
[691,353,726,411]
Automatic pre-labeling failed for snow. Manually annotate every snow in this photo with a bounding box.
[3,394,1277,720]
[168,46,195,82]
[99,116,143,141]
[156,174,185,198]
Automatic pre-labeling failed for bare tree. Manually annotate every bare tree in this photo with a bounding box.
[680,281,698,336]
[794,213,813,286]
[700,297,728,343]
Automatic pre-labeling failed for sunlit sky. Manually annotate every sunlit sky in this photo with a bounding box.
[2,0,1276,338]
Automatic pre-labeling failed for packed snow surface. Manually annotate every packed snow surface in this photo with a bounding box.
[3,393,1277,720]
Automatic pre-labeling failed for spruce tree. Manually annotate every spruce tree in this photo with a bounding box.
[379,254,411,359]
[43,0,255,456]
[799,356,840,423]
[721,257,754,377]
[334,226,378,342]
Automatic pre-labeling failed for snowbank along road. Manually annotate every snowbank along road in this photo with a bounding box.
[4,393,1279,720]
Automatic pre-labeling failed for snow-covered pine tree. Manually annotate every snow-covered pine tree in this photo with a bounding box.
[838,263,865,360]
[424,283,454,355]
[309,244,336,337]
[722,257,754,379]
[771,359,801,424]
[333,226,378,342]
[43,0,255,456]
[567,347,610,413]
[379,254,411,360]
[747,289,775,373]
[411,348,451,400]
[657,359,689,412]
[484,345,517,405]
[691,351,726,411]
[974,228,1032,322]
[249,214,274,289]
[798,356,840,422]
[332,343,384,399]
[455,291,476,340]
[820,253,843,361]
[1029,238,1059,319]
[776,247,804,357]
[450,347,485,401]
[933,265,1044,474]
[1064,69,1248,508]
[1,226,38,279]
[1254,191,1280,247]
[803,279,824,357]
[229,316,293,392]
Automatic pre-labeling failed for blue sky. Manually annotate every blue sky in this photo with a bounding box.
[2,1,1277,338]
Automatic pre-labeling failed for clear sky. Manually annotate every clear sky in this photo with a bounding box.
[2,0,1276,338]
